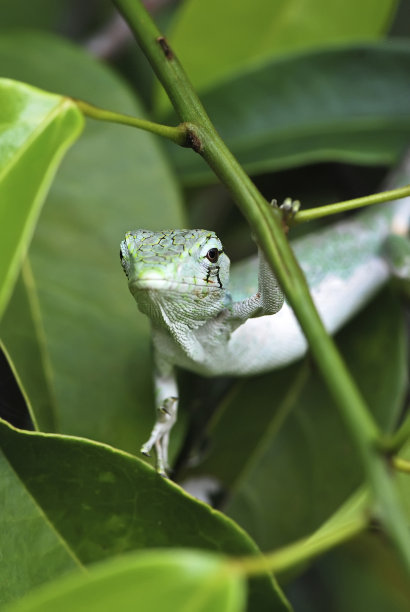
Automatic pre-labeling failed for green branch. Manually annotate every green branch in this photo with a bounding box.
[294,184,410,224]
[74,98,187,146]
[393,457,410,475]
[112,0,410,571]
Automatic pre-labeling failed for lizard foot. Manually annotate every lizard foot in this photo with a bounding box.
[140,396,178,476]
[270,197,300,230]
[279,197,300,219]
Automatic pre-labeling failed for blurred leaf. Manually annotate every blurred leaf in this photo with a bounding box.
[0,261,56,431]
[194,289,407,549]
[0,420,290,611]
[166,42,410,186]
[0,77,83,320]
[302,533,410,611]
[0,0,66,29]
[157,0,396,109]
[5,549,246,612]
[0,31,184,454]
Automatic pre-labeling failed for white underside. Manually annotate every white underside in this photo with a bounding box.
[215,256,389,376]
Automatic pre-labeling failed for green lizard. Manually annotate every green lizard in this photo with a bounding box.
[120,183,410,476]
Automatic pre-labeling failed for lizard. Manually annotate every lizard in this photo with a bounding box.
[120,180,410,476]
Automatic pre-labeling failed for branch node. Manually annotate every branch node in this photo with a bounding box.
[182,123,203,153]
[156,36,173,60]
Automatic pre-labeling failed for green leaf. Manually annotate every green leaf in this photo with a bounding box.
[5,549,245,612]
[0,260,57,431]
[0,420,289,611]
[0,31,183,453]
[0,77,83,320]
[306,532,410,611]
[195,289,407,549]
[166,42,410,186]
[0,0,69,29]
[158,0,396,107]
[0,441,80,604]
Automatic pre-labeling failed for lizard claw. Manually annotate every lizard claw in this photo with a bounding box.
[140,397,178,476]
[279,197,300,216]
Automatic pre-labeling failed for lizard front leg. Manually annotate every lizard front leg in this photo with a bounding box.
[231,246,284,321]
[140,351,178,476]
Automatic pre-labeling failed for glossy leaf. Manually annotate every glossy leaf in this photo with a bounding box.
[5,549,245,612]
[194,289,407,549]
[166,42,410,185]
[0,77,83,320]
[0,31,184,454]
[158,0,396,106]
[0,261,56,431]
[0,420,289,611]
[0,442,80,604]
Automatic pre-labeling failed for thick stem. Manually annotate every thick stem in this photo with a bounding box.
[112,0,410,571]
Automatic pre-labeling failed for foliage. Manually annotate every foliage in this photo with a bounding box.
[0,0,409,610]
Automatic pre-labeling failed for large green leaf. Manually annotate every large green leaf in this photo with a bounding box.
[191,289,407,549]
[158,0,396,106]
[166,42,410,186]
[0,260,56,431]
[5,549,246,612]
[0,443,80,605]
[0,31,184,454]
[0,420,289,611]
[0,77,83,320]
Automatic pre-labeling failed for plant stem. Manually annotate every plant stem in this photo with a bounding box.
[230,515,368,577]
[294,185,410,224]
[112,0,410,571]
[393,457,410,475]
[74,98,187,145]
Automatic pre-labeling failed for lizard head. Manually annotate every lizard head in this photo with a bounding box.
[120,230,231,321]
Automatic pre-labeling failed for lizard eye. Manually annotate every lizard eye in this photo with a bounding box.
[206,248,219,263]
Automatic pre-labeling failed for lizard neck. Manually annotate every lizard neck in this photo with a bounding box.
[135,287,228,329]
[135,287,232,362]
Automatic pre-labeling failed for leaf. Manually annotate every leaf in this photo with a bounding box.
[0,261,57,431]
[0,0,69,29]
[0,31,184,454]
[157,0,396,108]
[193,289,407,549]
[303,532,410,611]
[5,549,246,612]
[0,441,80,604]
[165,42,410,186]
[0,77,83,320]
[0,420,289,611]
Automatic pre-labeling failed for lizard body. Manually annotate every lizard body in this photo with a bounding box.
[120,194,410,474]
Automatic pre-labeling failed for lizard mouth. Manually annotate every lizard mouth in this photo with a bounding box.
[129,278,221,293]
